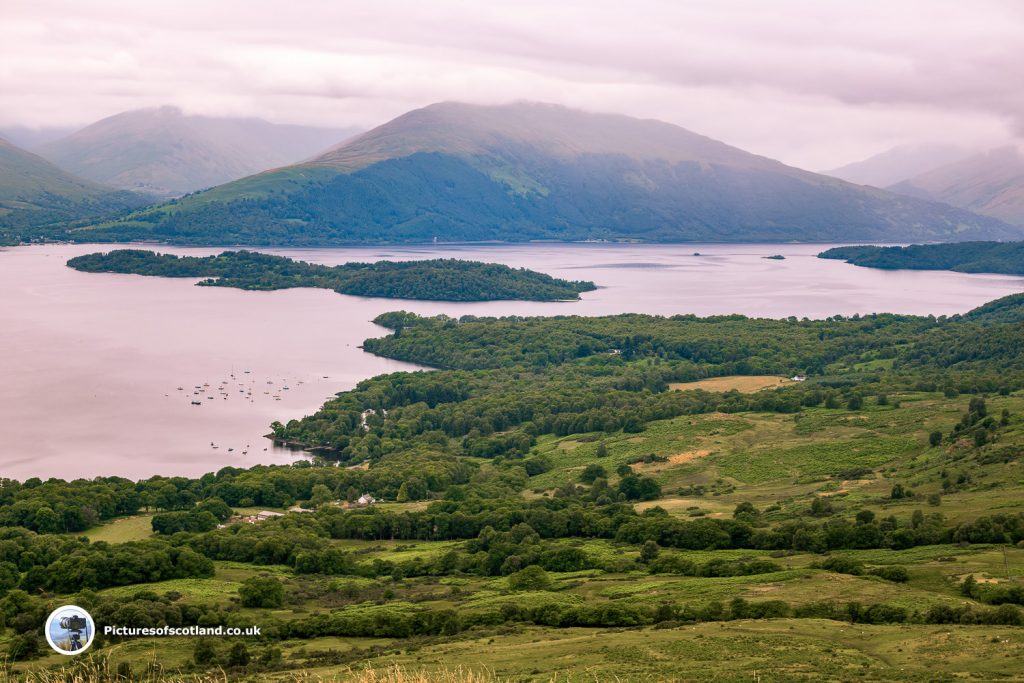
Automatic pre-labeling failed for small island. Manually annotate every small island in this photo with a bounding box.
[763,254,785,260]
[818,241,1024,275]
[67,249,597,302]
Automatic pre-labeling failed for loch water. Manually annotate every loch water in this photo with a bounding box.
[2,242,1022,479]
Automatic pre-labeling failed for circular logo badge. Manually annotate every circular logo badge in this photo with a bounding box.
[44,605,95,655]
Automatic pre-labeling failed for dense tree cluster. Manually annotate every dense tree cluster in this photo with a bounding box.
[271,304,1024,468]
[0,477,143,533]
[820,242,1024,276]
[0,527,213,594]
[67,250,595,302]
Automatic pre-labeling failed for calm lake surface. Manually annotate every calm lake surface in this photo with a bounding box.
[2,242,1023,480]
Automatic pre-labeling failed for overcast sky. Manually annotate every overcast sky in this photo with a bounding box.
[2,0,1022,169]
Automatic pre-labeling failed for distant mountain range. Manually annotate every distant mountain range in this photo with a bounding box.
[0,136,145,240]
[888,147,1024,227]
[823,144,973,189]
[32,107,361,198]
[75,102,1018,246]
[827,144,1024,227]
[0,125,77,149]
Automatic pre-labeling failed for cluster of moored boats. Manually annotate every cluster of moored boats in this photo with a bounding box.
[169,369,329,456]
[176,370,310,406]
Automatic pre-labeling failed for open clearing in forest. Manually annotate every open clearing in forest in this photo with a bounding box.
[81,514,155,543]
[669,375,794,393]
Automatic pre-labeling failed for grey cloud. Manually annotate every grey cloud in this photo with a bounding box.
[0,0,1020,168]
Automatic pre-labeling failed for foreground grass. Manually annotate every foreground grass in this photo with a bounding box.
[0,660,512,683]
[358,621,1024,682]
[16,621,1022,682]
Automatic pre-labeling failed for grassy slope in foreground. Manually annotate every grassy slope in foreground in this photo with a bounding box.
[819,240,1024,275]
[65,249,597,302]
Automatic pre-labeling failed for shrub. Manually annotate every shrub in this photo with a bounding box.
[507,565,552,591]
[870,566,909,583]
[238,575,284,608]
[580,463,607,484]
[813,556,864,575]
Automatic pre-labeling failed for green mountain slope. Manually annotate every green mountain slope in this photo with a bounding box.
[79,102,1021,245]
[0,136,145,240]
[35,106,361,198]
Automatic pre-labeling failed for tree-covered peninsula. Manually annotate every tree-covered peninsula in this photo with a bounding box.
[65,249,597,302]
[819,241,1024,275]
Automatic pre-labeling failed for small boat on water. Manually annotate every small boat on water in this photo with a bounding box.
[191,401,201,405]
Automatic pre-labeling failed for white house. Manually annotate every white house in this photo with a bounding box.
[356,494,376,506]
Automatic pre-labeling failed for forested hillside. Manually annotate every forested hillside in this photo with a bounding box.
[0,138,146,243]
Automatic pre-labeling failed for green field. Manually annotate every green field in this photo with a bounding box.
[81,514,155,543]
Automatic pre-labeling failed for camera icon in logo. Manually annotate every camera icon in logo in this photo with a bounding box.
[45,605,95,655]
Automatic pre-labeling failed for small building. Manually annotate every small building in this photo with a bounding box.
[356,494,376,506]
[791,375,807,382]
[256,510,284,520]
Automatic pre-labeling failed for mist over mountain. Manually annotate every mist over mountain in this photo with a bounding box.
[0,136,146,237]
[887,146,1024,227]
[0,125,78,149]
[35,107,362,198]
[823,144,972,188]
[80,102,1019,245]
